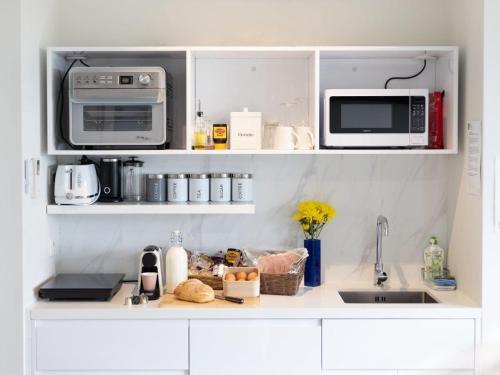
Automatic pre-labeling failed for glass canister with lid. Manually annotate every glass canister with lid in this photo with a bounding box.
[167,173,188,202]
[210,173,231,202]
[232,173,253,202]
[189,173,210,202]
[123,157,144,201]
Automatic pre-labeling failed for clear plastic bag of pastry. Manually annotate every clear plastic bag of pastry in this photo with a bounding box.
[242,248,308,274]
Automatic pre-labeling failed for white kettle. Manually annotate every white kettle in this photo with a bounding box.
[54,161,100,205]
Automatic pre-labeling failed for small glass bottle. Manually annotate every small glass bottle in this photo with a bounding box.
[193,100,207,150]
[423,236,445,280]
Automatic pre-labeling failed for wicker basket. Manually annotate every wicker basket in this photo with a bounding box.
[259,261,306,296]
[188,274,223,290]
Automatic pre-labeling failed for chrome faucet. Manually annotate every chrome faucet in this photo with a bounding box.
[374,215,389,286]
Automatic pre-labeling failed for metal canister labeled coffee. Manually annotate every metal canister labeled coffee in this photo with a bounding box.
[232,173,253,202]
[146,174,166,202]
[167,173,188,202]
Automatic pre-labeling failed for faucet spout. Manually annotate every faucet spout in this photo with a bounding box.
[375,215,389,286]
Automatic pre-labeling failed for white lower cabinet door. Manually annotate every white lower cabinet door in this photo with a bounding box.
[34,320,189,371]
[322,319,475,370]
[322,371,397,375]
[190,319,322,375]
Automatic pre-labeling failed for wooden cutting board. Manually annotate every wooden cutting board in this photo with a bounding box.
[159,291,260,308]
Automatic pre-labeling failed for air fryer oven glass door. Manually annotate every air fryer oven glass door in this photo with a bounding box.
[70,101,166,146]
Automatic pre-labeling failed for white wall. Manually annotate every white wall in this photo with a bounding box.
[56,0,455,46]
[446,0,483,304]
[482,0,500,372]
[0,0,23,374]
[21,0,59,305]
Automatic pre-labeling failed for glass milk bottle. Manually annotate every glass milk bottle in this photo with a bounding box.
[423,236,445,280]
[165,230,188,293]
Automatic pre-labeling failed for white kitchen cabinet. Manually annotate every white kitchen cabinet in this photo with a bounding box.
[33,320,189,371]
[322,319,475,371]
[190,319,321,375]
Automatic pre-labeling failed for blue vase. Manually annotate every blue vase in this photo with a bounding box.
[304,239,321,287]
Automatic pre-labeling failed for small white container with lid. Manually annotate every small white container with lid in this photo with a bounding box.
[230,108,262,150]
[231,173,253,202]
[167,173,188,202]
[189,173,210,202]
[210,173,231,202]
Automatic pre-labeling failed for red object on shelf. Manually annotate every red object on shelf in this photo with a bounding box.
[428,91,444,149]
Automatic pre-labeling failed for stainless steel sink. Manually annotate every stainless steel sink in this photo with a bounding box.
[339,291,438,304]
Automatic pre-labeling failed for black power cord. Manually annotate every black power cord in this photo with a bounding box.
[57,59,90,149]
[384,59,427,89]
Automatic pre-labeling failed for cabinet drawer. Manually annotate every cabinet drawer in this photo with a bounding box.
[322,319,475,370]
[190,319,321,375]
[34,320,189,371]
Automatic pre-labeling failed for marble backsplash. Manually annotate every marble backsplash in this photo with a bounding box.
[55,155,450,283]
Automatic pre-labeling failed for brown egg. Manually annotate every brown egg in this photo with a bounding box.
[247,272,258,281]
[236,271,247,281]
[225,273,236,281]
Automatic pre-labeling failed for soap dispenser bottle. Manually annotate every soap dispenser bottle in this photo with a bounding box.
[165,230,188,293]
[423,236,445,280]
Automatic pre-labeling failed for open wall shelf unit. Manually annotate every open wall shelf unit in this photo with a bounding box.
[47,46,458,156]
[46,202,255,215]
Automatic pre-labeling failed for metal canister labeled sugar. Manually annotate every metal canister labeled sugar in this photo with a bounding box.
[231,173,253,202]
[210,173,231,202]
[189,173,210,202]
[146,174,166,202]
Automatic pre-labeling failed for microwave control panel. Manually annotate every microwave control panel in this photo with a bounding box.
[410,96,426,134]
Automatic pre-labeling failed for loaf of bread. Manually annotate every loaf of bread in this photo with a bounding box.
[173,279,215,303]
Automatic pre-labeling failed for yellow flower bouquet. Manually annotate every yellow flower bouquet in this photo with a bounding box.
[292,201,336,240]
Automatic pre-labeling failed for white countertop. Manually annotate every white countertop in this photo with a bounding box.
[30,281,481,320]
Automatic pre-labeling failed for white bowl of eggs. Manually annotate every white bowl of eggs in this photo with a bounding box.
[223,267,260,298]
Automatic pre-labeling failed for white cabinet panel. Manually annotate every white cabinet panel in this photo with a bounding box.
[190,319,321,375]
[34,320,188,371]
[322,319,475,370]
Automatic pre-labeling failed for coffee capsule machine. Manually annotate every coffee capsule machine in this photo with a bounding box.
[138,245,164,300]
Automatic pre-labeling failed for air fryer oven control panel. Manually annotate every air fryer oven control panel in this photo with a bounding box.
[72,71,162,89]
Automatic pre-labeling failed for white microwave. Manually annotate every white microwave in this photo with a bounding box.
[322,89,429,148]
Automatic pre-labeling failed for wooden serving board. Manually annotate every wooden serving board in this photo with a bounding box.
[158,291,260,308]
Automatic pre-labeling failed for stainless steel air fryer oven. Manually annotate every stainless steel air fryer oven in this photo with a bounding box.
[68,66,169,147]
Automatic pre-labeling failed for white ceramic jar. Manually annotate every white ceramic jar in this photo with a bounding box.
[189,173,210,202]
[210,173,231,202]
[231,173,253,202]
[167,173,188,202]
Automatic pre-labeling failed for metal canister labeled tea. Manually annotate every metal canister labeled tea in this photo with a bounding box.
[189,173,210,202]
